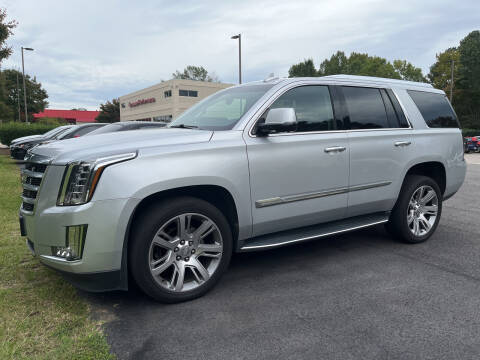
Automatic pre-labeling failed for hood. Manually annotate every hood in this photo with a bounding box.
[28,128,213,165]
[11,134,44,145]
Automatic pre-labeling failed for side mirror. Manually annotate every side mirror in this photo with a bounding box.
[256,108,297,136]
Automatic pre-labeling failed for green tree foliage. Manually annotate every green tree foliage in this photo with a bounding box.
[427,47,459,94]
[1,69,48,121]
[95,99,120,123]
[429,31,480,128]
[288,59,317,77]
[393,60,427,82]
[289,51,426,82]
[0,8,17,64]
[172,65,219,82]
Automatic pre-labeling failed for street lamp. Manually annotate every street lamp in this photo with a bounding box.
[21,46,34,123]
[230,34,242,84]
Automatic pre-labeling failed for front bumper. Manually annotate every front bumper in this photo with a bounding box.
[21,196,138,291]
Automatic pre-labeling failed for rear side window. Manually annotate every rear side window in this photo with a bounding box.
[342,87,389,129]
[407,90,458,128]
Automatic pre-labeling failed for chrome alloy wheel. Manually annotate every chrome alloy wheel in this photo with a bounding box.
[407,185,439,237]
[148,213,223,292]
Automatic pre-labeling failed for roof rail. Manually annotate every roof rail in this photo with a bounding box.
[320,75,433,88]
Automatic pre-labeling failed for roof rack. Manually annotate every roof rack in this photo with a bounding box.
[320,75,433,88]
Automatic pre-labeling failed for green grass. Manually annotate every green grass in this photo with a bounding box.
[0,155,114,360]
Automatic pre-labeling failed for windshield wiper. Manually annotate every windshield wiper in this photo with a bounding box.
[169,124,198,129]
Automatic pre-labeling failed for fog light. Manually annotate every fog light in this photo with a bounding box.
[51,224,88,261]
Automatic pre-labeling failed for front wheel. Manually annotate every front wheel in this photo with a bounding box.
[387,175,442,244]
[129,197,233,303]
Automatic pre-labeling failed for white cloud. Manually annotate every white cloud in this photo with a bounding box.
[2,0,479,109]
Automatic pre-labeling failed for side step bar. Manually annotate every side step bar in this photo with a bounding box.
[239,212,389,252]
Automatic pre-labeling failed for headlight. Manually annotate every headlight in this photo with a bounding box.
[57,152,136,206]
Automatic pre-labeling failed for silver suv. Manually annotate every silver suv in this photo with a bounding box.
[20,75,466,302]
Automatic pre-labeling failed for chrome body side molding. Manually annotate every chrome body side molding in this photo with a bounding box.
[255,181,392,208]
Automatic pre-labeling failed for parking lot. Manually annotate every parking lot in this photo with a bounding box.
[83,156,480,360]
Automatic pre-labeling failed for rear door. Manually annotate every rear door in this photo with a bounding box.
[340,86,414,217]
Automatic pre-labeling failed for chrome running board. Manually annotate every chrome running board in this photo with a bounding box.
[239,212,389,252]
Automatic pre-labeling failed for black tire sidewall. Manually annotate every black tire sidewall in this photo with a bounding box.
[129,196,233,303]
[389,175,443,244]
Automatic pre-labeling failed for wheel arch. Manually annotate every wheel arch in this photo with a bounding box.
[403,161,447,195]
[120,185,240,289]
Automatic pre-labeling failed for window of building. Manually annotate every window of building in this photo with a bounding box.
[153,115,173,123]
[407,90,458,128]
[164,90,172,98]
[342,87,389,129]
[179,89,198,97]
[269,85,338,132]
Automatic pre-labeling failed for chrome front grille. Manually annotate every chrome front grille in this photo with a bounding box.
[21,162,48,213]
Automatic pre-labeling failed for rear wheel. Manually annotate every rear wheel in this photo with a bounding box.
[129,197,233,303]
[387,175,442,243]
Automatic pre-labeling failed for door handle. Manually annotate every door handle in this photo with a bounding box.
[394,141,411,147]
[324,146,346,153]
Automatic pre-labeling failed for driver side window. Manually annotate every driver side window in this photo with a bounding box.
[270,85,339,132]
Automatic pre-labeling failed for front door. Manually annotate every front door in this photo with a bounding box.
[244,85,350,237]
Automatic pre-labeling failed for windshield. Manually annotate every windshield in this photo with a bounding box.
[43,126,69,138]
[86,123,123,135]
[53,126,77,139]
[169,84,274,130]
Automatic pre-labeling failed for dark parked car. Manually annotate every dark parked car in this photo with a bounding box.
[10,125,74,160]
[85,121,166,136]
[464,137,479,153]
[55,123,107,140]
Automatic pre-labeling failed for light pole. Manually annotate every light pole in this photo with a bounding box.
[231,34,242,84]
[21,46,34,123]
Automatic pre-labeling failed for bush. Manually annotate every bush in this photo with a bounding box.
[462,128,480,137]
[36,117,68,126]
[0,122,58,146]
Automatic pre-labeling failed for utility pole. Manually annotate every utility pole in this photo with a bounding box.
[16,71,21,122]
[450,59,454,102]
[231,34,242,84]
[21,46,34,123]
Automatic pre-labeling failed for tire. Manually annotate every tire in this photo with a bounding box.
[386,175,442,244]
[129,196,233,303]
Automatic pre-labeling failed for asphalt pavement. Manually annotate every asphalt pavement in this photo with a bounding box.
[86,159,480,360]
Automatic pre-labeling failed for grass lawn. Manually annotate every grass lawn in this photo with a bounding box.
[0,155,114,359]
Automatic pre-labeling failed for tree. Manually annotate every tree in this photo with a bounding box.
[288,59,318,77]
[172,65,219,82]
[2,69,48,121]
[427,47,459,94]
[0,8,17,65]
[290,51,426,82]
[96,99,120,123]
[393,60,426,82]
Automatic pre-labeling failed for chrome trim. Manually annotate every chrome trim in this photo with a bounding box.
[21,169,44,178]
[240,219,389,250]
[39,255,81,263]
[324,146,346,153]
[394,141,411,147]
[21,196,36,204]
[390,89,413,129]
[23,183,39,191]
[349,181,392,192]
[255,181,392,208]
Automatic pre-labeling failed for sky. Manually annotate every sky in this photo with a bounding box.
[1,0,479,110]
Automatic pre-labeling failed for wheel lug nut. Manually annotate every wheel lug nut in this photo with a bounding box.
[191,249,195,254]
[189,241,193,246]
[176,256,181,261]
[180,240,185,245]
[185,257,189,261]
[174,247,179,252]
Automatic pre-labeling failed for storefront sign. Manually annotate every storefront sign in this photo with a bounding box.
[129,98,156,107]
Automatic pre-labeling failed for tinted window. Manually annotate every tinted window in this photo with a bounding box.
[179,90,198,97]
[270,86,338,132]
[386,89,409,127]
[407,90,458,128]
[342,87,389,129]
[68,126,102,138]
